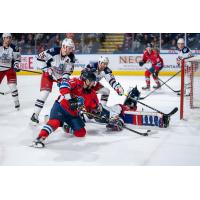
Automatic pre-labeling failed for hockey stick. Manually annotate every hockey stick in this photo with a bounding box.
[0,91,11,95]
[81,110,150,136]
[0,66,42,74]
[157,77,180,93]
[124,93,178,117]
[140,70,181,100]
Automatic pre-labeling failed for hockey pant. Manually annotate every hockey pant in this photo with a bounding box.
[0,68,19,105]
[145,66,162,87]
[38,101,86,139]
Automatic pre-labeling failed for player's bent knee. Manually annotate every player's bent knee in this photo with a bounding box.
[74,128,86,137]
[145,70,151,77]
[48,119,61,130]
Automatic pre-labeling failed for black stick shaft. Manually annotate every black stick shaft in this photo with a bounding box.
[158,77,180,93]
[141,70,181,100]
[0,66,42,74]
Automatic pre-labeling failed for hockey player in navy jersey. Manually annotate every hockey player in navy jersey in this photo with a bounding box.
[83,56,124,105]
[0,33,21,110]
[32,70,98,148]
[31,38,76,124]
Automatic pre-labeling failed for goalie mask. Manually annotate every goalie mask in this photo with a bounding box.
[124,86,141,109]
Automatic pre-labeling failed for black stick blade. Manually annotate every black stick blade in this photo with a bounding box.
[167,107,178,116]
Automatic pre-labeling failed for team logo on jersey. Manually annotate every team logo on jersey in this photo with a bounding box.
[0,53,11,63]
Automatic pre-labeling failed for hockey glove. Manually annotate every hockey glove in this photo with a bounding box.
[114,83,124,96]
[69,96,84,110]
[13,62,21,72]
[139,61,145,67]
[91,104,103,117]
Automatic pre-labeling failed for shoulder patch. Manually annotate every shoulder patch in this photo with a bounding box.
[87,62,98,71]
[182,47,190,53]
[47,47,60,56]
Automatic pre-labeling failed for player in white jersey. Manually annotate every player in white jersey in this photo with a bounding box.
[0,33,21,110]
[83,56,124,105]
[177,38,193,63]
[30,38,76,124]
[177,38,193,95]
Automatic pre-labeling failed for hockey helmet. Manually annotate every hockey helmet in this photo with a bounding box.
[2,33,12,38]
[81,69,96,82]
[62,38,75,49]
[124,86,141,108]
[146,43,153,48]
[98,56,109,65]
[177,38,185,44]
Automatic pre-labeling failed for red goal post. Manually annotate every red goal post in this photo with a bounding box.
[180,57,200,119]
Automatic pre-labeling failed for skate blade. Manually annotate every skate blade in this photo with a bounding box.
[29,121,39,126]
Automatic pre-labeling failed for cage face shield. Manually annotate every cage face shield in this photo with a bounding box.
[124,86,140,108]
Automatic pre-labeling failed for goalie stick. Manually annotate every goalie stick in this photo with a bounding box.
[81,109,150,136]
[124,93,178,117]
[140,70,181,100]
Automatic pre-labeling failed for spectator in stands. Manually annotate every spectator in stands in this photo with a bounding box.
[26,34,35,46]
[54,34,61,47]
[82,37,92,53]
[18,34,25,46]
[113,44,124,54]
[169,39,177,50]
[66,33,74,39]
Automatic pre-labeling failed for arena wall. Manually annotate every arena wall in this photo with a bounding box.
[18,54,180,76]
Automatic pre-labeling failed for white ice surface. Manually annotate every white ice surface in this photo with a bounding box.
[0,75,200,166]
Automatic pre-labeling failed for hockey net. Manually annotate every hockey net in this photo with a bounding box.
[180,57,200,119]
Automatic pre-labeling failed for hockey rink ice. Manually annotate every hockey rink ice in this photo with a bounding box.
[0,75,200,166]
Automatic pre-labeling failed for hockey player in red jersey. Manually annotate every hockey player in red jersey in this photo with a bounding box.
[0,33,21,110]
[139,43,164,90]
[32,70,98,148]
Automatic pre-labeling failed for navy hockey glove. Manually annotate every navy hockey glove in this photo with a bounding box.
[139,61,144,67]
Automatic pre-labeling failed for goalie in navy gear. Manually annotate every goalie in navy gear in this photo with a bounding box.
[0,33,21,110]
[83,56,124,105]
[31,38,76,124]
[89,86,170,131]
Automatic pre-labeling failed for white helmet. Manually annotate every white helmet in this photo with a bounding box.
[2,33,12,38]
[98,56,109,64]
[177,38,185,44]
[62,38,75,49]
